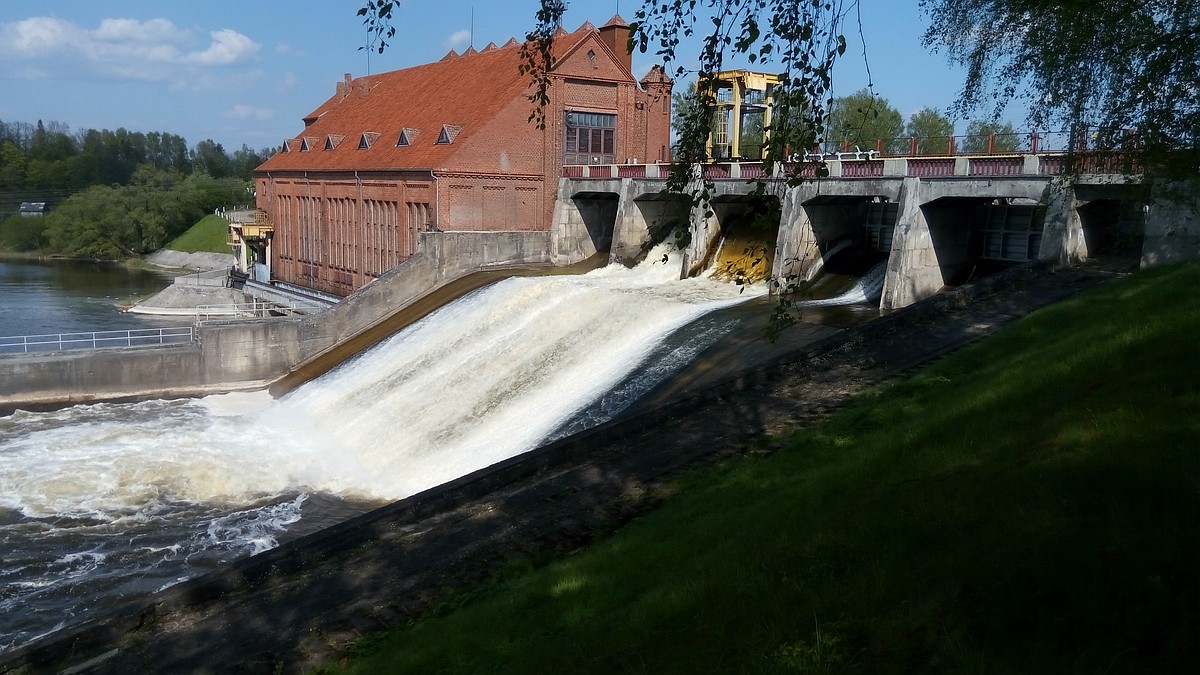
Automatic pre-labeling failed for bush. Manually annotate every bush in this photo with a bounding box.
[0,214,47,251]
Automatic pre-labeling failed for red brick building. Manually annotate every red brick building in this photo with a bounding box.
[254,17,673,296]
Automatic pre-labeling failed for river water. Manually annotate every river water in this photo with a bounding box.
[0,258,191,340]
[0,248,884,654]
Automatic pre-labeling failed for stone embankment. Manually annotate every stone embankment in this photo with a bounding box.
[144,249,235,272]
[129,249,246,316]
[0,261,1121,675]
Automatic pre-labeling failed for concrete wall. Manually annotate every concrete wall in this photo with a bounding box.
[774,179,904,289]
[0,321,305,410]
[551,176,686,267]
[1142,183,1200,268]
[880,178,943,309]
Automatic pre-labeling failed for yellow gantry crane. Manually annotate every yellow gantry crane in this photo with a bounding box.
[700,70,782,161]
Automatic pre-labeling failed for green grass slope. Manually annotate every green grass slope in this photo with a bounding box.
[333,261,1200,674]
[166,214,230,254]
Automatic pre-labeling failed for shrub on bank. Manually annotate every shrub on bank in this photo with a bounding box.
[0,214,47,252]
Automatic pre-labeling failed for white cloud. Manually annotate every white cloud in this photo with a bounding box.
[444,29,471,51]
[0,16,260,82]
[184,29,259,66]
[226,104,274,121]
[0,17,79,57]
[93,17,184,43]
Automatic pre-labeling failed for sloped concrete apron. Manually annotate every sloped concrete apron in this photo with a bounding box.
[0,262,1118,675]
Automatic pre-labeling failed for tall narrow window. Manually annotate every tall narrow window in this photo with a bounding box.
[564,111,616,164]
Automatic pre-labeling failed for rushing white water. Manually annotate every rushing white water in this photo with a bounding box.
[0,245,766,652]
[796,260,888,307]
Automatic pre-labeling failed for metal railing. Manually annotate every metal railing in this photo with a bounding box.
[194,299,327,323]
[810,127,1159,158]
[0,326,195,354]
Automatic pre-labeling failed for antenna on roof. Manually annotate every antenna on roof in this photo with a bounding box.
[471,8,475,49]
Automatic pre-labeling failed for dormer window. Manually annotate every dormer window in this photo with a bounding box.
[437,124,462,144]
[282,140,292,153]
[324,134,344,150]
[299,138,311,152]
[396,129,412,147]
[359,132,380,149]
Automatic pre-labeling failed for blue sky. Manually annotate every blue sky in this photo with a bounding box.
[0,1,1000,152]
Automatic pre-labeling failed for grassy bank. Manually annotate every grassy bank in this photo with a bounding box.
[165,214,230,254]
[329,261,1199,674]
[1,213,231,258]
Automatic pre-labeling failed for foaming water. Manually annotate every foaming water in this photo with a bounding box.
[797,260,887,307]
[0,246,763,652]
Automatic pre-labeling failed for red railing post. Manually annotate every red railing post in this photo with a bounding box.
[910,136,918,156]
[1030,132,1039,154]
[949,135,956,155]
[987,133,996,154]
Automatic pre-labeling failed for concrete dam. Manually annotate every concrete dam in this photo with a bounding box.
[3,152,1195,411]
[0,153,1194,661]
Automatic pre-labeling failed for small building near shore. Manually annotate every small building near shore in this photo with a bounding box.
[253,16,673,297]
[19,202,47,217]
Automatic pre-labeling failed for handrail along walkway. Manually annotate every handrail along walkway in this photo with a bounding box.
[0,327,195,354]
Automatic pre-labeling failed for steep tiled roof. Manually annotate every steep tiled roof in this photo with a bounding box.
[259,26,601,173]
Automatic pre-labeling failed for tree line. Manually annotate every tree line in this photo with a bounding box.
[0,119,270,203]
[0,118,274,258]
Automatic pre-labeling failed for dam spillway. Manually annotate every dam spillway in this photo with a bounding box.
[0,246,769,652]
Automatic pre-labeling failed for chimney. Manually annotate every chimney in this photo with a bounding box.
[598,16,631,74]
[336,73,352,100]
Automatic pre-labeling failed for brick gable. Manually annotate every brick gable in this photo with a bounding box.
[254,21,672,296]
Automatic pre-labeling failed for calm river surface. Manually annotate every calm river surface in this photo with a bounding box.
[0,257,191,339]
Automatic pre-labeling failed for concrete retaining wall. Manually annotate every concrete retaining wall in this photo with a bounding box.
[1143,184,1200,267]
[145,250,236,271]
